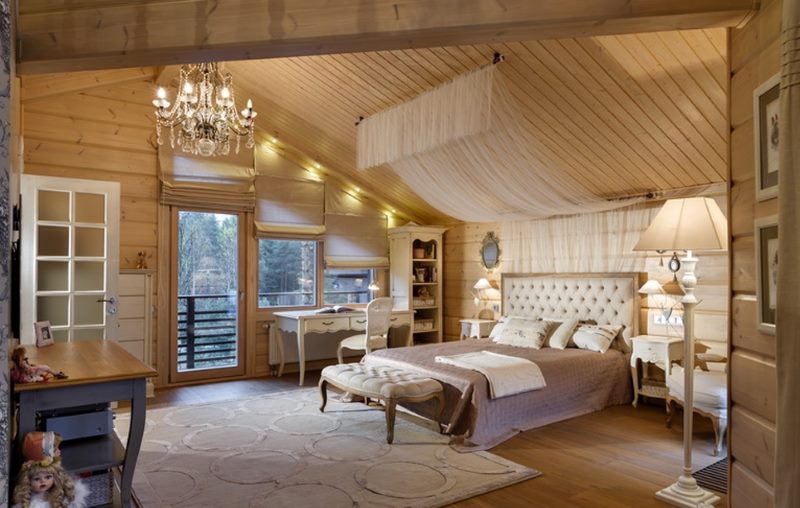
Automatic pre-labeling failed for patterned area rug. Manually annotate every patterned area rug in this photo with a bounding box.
[692,457,728,494]
[116,388,540,507]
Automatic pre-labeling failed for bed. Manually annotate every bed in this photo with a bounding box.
[362,272,640,450]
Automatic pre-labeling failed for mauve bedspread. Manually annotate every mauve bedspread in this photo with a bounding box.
[362,339,632,450]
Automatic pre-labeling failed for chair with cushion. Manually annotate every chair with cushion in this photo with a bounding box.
[337,297,393,363]
[665,354,728,456]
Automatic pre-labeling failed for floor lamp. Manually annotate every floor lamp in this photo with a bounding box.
[633,197,728,508]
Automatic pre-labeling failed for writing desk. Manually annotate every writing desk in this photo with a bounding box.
[14,341,157,507]
[274,309,412,386]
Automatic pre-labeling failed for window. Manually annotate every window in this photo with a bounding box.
[258,239,317,308]
[324,268,376,305]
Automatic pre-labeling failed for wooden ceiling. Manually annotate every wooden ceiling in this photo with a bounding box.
[223,29,728,223]
[20,28,729,224]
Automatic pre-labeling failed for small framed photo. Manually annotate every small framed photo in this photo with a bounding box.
[34,320,54,347]
[755,216,778,334]
[753,73,780,201]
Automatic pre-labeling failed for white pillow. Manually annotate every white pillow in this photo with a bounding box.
[545,318,579,350]
[571,324,623,353]
[493,318,552,349]
[489,315,537,339]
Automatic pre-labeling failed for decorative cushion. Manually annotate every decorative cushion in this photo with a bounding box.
[571,324,622,353]
[543,317,579,350]
[667,366,727,417]
[321,364,442,399]
[492,318,552,349]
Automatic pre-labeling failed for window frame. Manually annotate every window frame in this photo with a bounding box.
[256,237,322,310]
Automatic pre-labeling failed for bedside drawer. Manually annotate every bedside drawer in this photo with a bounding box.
[632,343,664,365]
[305,317,349,333]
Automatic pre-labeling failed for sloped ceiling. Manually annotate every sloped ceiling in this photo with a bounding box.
[225,29,728,223]
[20,29,728,225]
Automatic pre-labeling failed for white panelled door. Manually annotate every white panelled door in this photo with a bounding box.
[21,175,120,344]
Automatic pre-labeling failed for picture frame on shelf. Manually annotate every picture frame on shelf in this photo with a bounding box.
[34,320,54,347]
[755,215,778,334]
[753,73,780,201]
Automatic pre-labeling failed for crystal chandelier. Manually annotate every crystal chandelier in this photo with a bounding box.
[153,62,257,157]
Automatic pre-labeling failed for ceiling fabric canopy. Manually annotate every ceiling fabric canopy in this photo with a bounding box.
[357,64,641,222]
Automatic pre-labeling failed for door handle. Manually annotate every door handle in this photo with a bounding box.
[97,297,117,304]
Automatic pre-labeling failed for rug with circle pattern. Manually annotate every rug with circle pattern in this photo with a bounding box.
[115,388,540,507]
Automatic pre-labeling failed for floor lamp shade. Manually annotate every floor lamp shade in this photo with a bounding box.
[633,197,728,508]
[633,197,727,252]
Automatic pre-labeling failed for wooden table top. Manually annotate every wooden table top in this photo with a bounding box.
[14,340,157,393]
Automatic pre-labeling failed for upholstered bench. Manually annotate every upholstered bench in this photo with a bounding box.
[319,363,445,444]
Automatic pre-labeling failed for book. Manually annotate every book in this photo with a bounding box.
[314,305,356,314]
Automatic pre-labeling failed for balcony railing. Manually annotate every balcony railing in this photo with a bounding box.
[178,294,238,371]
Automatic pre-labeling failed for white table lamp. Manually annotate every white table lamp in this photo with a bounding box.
[472,278,495,319]
[633,197,727,507]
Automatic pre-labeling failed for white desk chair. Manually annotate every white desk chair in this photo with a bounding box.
[337,297,393,363]
[666,354,728,456]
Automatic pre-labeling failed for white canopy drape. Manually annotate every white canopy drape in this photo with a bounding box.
[502,203,660,273]
[357,64,640,221]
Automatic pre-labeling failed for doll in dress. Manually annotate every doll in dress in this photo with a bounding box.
[10,347,66,384]
[12,432,88,508]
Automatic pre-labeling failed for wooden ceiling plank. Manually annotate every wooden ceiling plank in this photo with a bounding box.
[524,39,676,190]
[625,34,728,165]
[513,40,668,191]
[703,27,729,58]
[679,29,729,91]
[369,52,431,96]
[559,37,702,188]
[597,35,724,182]
[639,32,728,136]
[351,53,423,102]
[21,67,154,102]
[17,0,759,74]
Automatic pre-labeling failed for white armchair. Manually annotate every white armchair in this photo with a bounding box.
[337,297,393,363]
[665,354,728,456]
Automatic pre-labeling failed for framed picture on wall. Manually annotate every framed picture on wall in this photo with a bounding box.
[34,320,54,347]
[753,73,780,201]
[755,216,778,334]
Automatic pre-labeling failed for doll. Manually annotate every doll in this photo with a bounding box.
[13,432,88,508]
[10,347,67,384]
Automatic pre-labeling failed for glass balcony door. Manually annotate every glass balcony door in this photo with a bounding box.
[170,209,245,382]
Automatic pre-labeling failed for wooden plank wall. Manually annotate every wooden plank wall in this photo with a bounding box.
[20,75,162,371]
[729,0,781,503]
[442,203,730,354]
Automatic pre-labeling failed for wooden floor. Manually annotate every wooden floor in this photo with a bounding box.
[144,373,728,508]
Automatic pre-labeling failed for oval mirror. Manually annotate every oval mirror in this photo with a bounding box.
[480,232,501,270]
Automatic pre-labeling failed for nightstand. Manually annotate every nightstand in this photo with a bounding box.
[459,318,496,340]
[630,335,684,407]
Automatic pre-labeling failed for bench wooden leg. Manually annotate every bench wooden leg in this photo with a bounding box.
[435,392,445,434]
[712,417,727,456]
[319,379,329,412]
[385,398,397,444]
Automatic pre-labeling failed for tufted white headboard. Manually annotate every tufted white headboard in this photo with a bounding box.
[501,273,641,352]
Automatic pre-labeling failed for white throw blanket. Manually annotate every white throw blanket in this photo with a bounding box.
[435,351,546,398]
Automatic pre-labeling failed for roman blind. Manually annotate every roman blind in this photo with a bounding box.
[158,145,255,212]
[254,176,325,237]
[324,187,388,268]
[253,146,325,238]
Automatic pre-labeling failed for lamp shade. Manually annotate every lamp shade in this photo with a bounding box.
[473,278,492,290]
[633,197,728,252]
[638,279,664,295]
[367,280,380,291]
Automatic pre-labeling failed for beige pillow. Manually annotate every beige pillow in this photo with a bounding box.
[493,318,552,349]
[545,318,579,349]
[571,324,622,353]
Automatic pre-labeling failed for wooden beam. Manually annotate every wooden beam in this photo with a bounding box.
[17,0,759,74]
[21,67,154,101]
